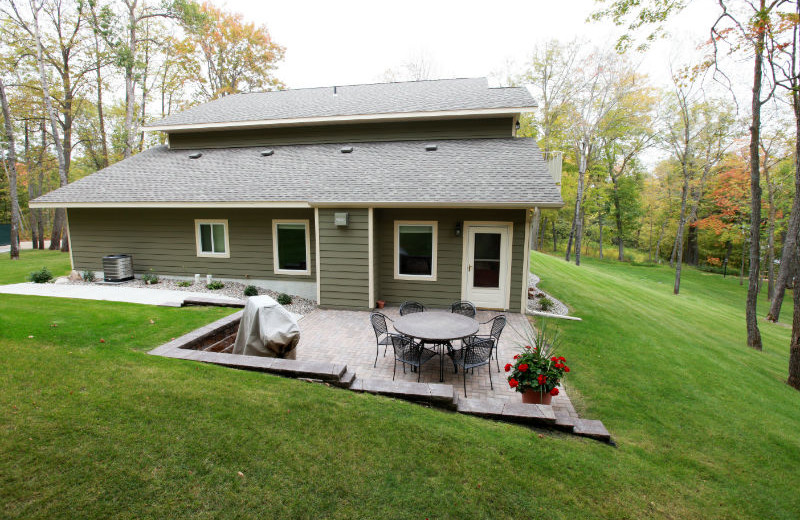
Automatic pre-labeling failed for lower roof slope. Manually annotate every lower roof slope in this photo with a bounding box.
[31,138,563,208]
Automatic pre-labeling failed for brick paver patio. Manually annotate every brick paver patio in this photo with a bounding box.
[295,307,577,417]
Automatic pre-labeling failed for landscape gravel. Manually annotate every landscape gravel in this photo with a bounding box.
[527,273,569,316]
[65,277,317,316]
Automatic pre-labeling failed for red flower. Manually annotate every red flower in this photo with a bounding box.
[537,374,547,385]
[504,363,512,372]
[519,363,529,372]
[513,354,520,360]
[550,387,559,396]
[525,345,531,349]
[551,356,558,362]
[509,378,519,388]
[558,356,566,361]
[564,366,570,373]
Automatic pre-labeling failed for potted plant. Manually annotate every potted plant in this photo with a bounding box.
[376,300,386,309]
[505,320,569,405]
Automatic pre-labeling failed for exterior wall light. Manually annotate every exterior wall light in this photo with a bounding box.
[455,222,462,237]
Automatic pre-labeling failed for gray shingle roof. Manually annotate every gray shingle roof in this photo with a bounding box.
[147,78,535,128]
[33,138,562,207]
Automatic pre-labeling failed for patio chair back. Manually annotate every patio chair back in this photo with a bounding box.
[399,301,425,316]
[457,337,494,369]
[450,301,477,318]
[488,315,507,341]
[370,312,390,338]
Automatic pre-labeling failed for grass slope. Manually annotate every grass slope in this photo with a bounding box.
[1,250,798,518]
[0,249,71,284]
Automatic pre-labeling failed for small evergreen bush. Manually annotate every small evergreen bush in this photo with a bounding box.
[243,285,258,297]
[177,280,192,287]
[82,270,96,282]
[142,271,159,285]
[277,293,292,305]
[537,295,553,312]
[206,281,225,290]
[28,267,53,284]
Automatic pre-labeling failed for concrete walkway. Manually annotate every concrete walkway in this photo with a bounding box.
[0,282,242,307]
[0,241,34,253]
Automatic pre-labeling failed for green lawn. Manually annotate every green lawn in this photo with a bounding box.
[1,250,799,518]
[0,249,71,284]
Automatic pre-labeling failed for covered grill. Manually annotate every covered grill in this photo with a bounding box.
[233,295,300,358]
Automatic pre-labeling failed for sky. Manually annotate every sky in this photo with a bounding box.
[219,0,725,90]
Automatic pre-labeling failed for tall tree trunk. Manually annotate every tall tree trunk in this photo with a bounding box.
[740,235,746,286]
[789,243,800,390]
[123,0,138,158]
[674,175,690,294]
[574,141,589,266]
[552,218,557,252]
[745,0,765,351]
[0,78,20,260]
[89,4,109,168]
[612,176,624,261]
[31,1,67,251]
[723,240,733,276]
[36,121,45,250]
[766,162,777,300]
[686,222,699,266]
[655,216,668,263]
[24,122,38,249]
[767,91,800,321]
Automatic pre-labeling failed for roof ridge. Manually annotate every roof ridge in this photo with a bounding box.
[234,77,487,95]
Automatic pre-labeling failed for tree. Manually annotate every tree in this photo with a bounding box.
[0,77,20,260]
[564,50,636,266]
[662,83,735,294]
[180,1,284,100]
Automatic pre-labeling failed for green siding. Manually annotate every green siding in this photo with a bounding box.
[317,208,370,310]
[168,118,514,149]
[68,208,315,281]
[376,208,526,312]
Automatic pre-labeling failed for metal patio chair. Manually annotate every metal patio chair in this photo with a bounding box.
[449,301,477,318]
[463,315,507,372]
[389,333,437,382]
[399,301,425,316]
[370,312,394,368]
[448,337,494,397]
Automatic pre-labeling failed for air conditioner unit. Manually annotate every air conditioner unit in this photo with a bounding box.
[102,254,134,282]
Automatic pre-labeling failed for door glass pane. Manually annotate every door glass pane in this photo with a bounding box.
[200,224,213,252]
[473,232,500,288]
[398,225,433,276]
[277,223,307,270]
[212,224,226,253]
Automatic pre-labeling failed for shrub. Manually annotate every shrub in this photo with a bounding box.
[206,281,225,290]
[28,267,53,284]
[142,272,159,285]
[243,285,258,297]
[538,295,553,312]
[177,280,192,288]
[277,293,292,305]
[82,270,96,282]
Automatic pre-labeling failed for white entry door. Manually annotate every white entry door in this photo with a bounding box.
[464,224,512,310]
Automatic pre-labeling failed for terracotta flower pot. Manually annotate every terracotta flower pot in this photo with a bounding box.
[521,388,553,405]
[376,300,386,309]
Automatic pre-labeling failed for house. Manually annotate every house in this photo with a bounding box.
[30,78,563,311]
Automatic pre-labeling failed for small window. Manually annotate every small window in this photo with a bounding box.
[273,220,311,275]
[394,221,437,281]
[195,219,230,258]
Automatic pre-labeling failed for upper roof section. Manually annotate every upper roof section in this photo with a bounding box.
[145,78,536,132]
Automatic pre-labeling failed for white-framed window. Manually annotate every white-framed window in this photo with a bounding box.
[273,219,311,276]
[195,219,230,258]
[394,221,437,281]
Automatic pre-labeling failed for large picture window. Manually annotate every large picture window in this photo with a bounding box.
[394,221,437,281]
[195,219,230,258]
[273,220,311,275]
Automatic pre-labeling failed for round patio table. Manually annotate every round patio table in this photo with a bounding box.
[393,312,479,382]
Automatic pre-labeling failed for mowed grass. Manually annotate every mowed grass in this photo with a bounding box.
[0,249,71,284]
[0,250,799,518]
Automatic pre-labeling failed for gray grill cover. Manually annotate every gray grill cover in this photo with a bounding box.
[232,296,299,358]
